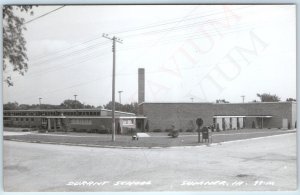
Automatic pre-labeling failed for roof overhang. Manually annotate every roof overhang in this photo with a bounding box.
[213,115,272,118]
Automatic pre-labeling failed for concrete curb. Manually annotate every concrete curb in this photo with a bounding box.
[4,131,296,150]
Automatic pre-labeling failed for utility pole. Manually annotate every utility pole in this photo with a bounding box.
[103,33,123,142]
[241,95,245,103]
[118,91,123,104]
[74,94,77,109]
[39,97,42,109]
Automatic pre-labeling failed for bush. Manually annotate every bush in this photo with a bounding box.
[216,124,220,132]
[87,129,98,133]
[165,129,172,132]
[38,129,46,133]
[97,129,108,134]
[252,121,256,129]
[153,129,162,132]
[97,125,108,134]
[170,130,179,138]
[179,129,183,132]
[186,129,193,132]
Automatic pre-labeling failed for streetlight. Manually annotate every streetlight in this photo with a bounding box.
[118,91,123,104]
[39,97,42,109]
[74,94,77,109]
[241,95,245,103]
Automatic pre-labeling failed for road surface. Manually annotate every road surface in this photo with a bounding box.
[3,133,297,192]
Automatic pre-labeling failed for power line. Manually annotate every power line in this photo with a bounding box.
[24,6,65,25]
[28,5,250,62]
[111,5,251,36]
[30,41,110,66]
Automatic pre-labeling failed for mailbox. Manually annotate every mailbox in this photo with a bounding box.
[202,126,209,140]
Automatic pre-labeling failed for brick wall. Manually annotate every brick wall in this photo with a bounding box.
[142,102,296,131]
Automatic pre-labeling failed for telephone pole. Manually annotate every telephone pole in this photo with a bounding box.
[103,33,123,142]
[118,91,123,104]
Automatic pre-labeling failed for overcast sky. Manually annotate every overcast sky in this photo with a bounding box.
[3,5,296,106]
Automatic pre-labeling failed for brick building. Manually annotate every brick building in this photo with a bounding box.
[3,108,145,134]
[137,68,297,131]
[140,102,297,131]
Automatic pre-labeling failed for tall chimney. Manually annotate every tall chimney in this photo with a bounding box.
[138,68,145,115]
[138,68,145,104]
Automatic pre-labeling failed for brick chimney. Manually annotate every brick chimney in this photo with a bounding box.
[138,68,145,115]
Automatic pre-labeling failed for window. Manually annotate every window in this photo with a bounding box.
[70,119,92,125]
[31,118,34,121]
[20,118,23,121]
[16,118,19,121]
[26,118,29,121]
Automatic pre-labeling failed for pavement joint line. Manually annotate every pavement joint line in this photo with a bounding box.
[217,132,296,145]
[4,131,295,150]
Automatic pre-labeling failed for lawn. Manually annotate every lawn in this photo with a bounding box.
[3,128,295,148]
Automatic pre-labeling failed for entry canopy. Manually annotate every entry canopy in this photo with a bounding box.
[213,115,272,118]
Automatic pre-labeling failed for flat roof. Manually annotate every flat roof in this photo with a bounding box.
[213,115,272,118]
[3,108,136,115]
[140,101,295,105]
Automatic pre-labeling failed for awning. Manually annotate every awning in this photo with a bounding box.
[213,115,272,118]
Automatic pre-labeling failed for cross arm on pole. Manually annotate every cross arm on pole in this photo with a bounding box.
[102,33,123,44]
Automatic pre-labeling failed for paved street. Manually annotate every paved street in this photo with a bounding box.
[3,133,297,192]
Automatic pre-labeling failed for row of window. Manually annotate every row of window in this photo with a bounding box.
[70,119,92,125]
[4,111,101,116]
[4,117,35,122]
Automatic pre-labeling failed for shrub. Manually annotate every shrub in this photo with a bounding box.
[145,121,149,132]
[186,129,193,132]
[169,129,179,138]
[153,129,162,132]
[216,124,220,132]
[252,121,256,129]
[96,125,108,134]
[98,129,108,134]
[87,129,98,133]
[165,129,172,132]
[38,129,46,133]
[179,129,183,132]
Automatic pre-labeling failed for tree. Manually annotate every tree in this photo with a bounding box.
[103,101,138,114]
[216,99,229,103]
[60,99,85,109]
[3,102,19,110]
[286,98,296,102]
[257,93,280,102]
[3,5,35,86]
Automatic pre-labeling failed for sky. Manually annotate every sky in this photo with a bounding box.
[2,5,296,106]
